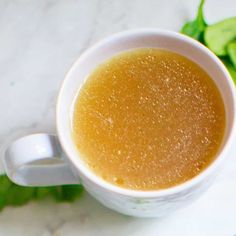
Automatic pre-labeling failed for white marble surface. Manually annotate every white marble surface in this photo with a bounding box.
[0,0,236,235]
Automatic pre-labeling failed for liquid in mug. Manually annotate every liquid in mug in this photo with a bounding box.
[72,48,225,191]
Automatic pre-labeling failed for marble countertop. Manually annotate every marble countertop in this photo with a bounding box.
[0,0,236,235]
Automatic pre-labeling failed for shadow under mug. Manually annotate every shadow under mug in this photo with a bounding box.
[3,29,236,217]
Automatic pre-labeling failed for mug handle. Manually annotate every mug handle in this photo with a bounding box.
[3,133,79,186]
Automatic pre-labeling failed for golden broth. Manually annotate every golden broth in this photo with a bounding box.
[72,48,225,190]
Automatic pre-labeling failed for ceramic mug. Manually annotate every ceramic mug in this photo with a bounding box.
[3,29,236,217]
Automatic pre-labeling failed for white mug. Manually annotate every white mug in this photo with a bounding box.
[3,29,236,217]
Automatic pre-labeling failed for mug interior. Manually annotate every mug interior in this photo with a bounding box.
[57,29,236,197]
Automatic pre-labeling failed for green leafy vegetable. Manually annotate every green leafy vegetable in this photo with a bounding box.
[34,187,51,199]
[50,185,83,202]
[223,59,236,83]
[204,17,236,56]
[0,175,83,211]
[181,0,207,42]
[180,0,236,85]
[5,185,35,206]
[0,175,12,210]
[227,40,236,69]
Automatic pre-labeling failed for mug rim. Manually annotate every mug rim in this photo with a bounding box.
[57,28,236,198]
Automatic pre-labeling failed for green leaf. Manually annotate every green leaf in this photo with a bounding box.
[0,175,12,210]
[222,59,236,84]
[34,187,50,199]
[227,40,236,69]
[205,17,236,56]
[0,175,83,211]
[5,185,35,206]
[60,185,83,202]
[0,195,6,211]
[49,185,83,202]
[0,175,12,194]
[181,0,207,42]
[49,186,65,201]
[180,1,236,85]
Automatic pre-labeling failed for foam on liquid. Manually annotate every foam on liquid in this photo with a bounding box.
[72,48,225,190]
